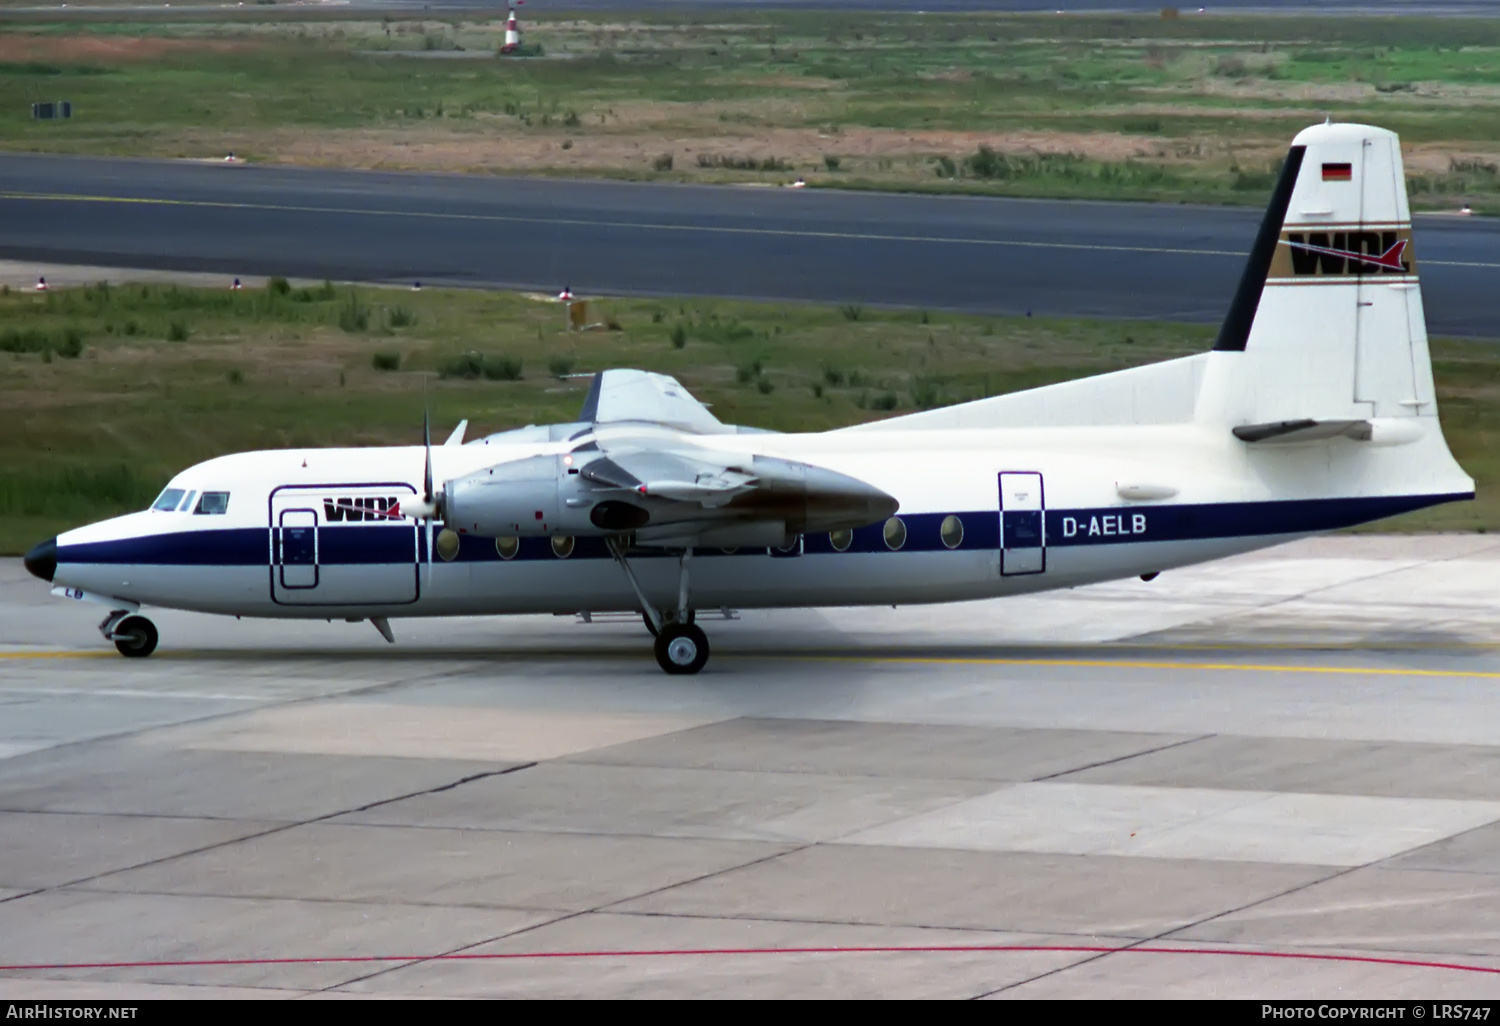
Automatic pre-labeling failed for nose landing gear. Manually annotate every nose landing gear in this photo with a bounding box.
[101,611,158,658]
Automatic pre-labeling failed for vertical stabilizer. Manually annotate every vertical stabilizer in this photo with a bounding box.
[1196,123,1434,427]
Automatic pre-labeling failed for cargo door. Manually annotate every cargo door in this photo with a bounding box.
[999,471,1046,576]
[270,483,418,606]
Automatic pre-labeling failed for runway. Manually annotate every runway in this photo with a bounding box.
[4,534,1500,997]
[3,154,1499,335]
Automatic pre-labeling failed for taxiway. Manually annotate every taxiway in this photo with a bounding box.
[3,154,1499,335]
[3,535,1500,997]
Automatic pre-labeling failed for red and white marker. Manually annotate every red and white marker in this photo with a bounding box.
[34,276,47,292]
[557,285,574,301]
[231,277,242,290]
[501,3,523,54]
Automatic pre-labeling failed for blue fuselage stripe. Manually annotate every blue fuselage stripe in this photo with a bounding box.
[55,493,1471,567]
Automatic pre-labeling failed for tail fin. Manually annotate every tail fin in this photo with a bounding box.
[1195,122,1435,428]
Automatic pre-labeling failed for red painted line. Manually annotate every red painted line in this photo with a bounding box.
[1,945,1498,975]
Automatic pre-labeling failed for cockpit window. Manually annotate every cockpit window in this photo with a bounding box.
[177,491,196,512]
[151,488,185,512]
[194,491,230,515]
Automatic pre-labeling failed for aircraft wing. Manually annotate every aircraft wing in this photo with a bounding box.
[444,425,897,548]
[579,369,729,435]
[582,437,898,547]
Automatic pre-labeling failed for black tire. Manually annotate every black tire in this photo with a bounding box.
[113,616,158,658]
[642,609,694,638]
[654,622,709,675]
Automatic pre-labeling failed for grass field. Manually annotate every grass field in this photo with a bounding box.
[2,11,1500,206]
[2,280,1494,555]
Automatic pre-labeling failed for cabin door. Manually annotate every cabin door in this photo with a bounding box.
[276,508,319,593]
[270,483,419,606]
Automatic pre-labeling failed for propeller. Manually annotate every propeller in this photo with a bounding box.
[405,407,442,520]
[402,403,446,583]
[423,406,435,509]
[423,409,436,581]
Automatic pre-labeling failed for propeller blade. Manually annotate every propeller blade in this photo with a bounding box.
[422,407,434,504]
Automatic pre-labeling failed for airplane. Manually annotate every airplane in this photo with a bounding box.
[21,122,1475,675]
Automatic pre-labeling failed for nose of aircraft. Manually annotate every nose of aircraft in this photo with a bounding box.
[23,537,57,583]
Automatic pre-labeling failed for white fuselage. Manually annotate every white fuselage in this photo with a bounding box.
[48,419,1468,622]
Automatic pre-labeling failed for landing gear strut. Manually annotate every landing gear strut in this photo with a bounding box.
[641,608,694,638]
[101,611,158,658]
[607,538,709,675]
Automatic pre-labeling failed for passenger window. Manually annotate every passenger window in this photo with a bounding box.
[151,489,185,512]
[195,491,230,515]
[940,515,965,549]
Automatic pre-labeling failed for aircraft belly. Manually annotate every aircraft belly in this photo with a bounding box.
[1037,533,1304,589]
[397,552,994,615]
[410,538,1287,616]
[58,563,271,616]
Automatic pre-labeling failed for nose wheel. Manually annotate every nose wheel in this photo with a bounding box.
[655,622,709,675]
[109,615,159,658]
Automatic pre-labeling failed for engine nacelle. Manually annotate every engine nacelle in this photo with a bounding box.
[441,451,897,542]
[443,455,638,537]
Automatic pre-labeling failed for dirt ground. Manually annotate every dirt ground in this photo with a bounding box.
[5,24,1500,200]
[167,123,1291,179]
[0,33,256,61]
[154,122,1494,187]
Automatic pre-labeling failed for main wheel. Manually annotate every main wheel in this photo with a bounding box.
[113,615,158,658]
[654,622,709,675]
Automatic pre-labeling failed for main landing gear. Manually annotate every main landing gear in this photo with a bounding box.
[607,538,709,675]
[655,621,709,675]
[101,611,158,658]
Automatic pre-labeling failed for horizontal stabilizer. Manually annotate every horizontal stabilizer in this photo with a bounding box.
[1231,419,1362,444]
[1231,418,1425,446]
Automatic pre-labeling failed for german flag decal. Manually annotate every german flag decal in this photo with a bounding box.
[1322,162,1353,182]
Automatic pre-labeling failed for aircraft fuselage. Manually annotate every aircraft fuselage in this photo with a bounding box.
[42,422,1465,621]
